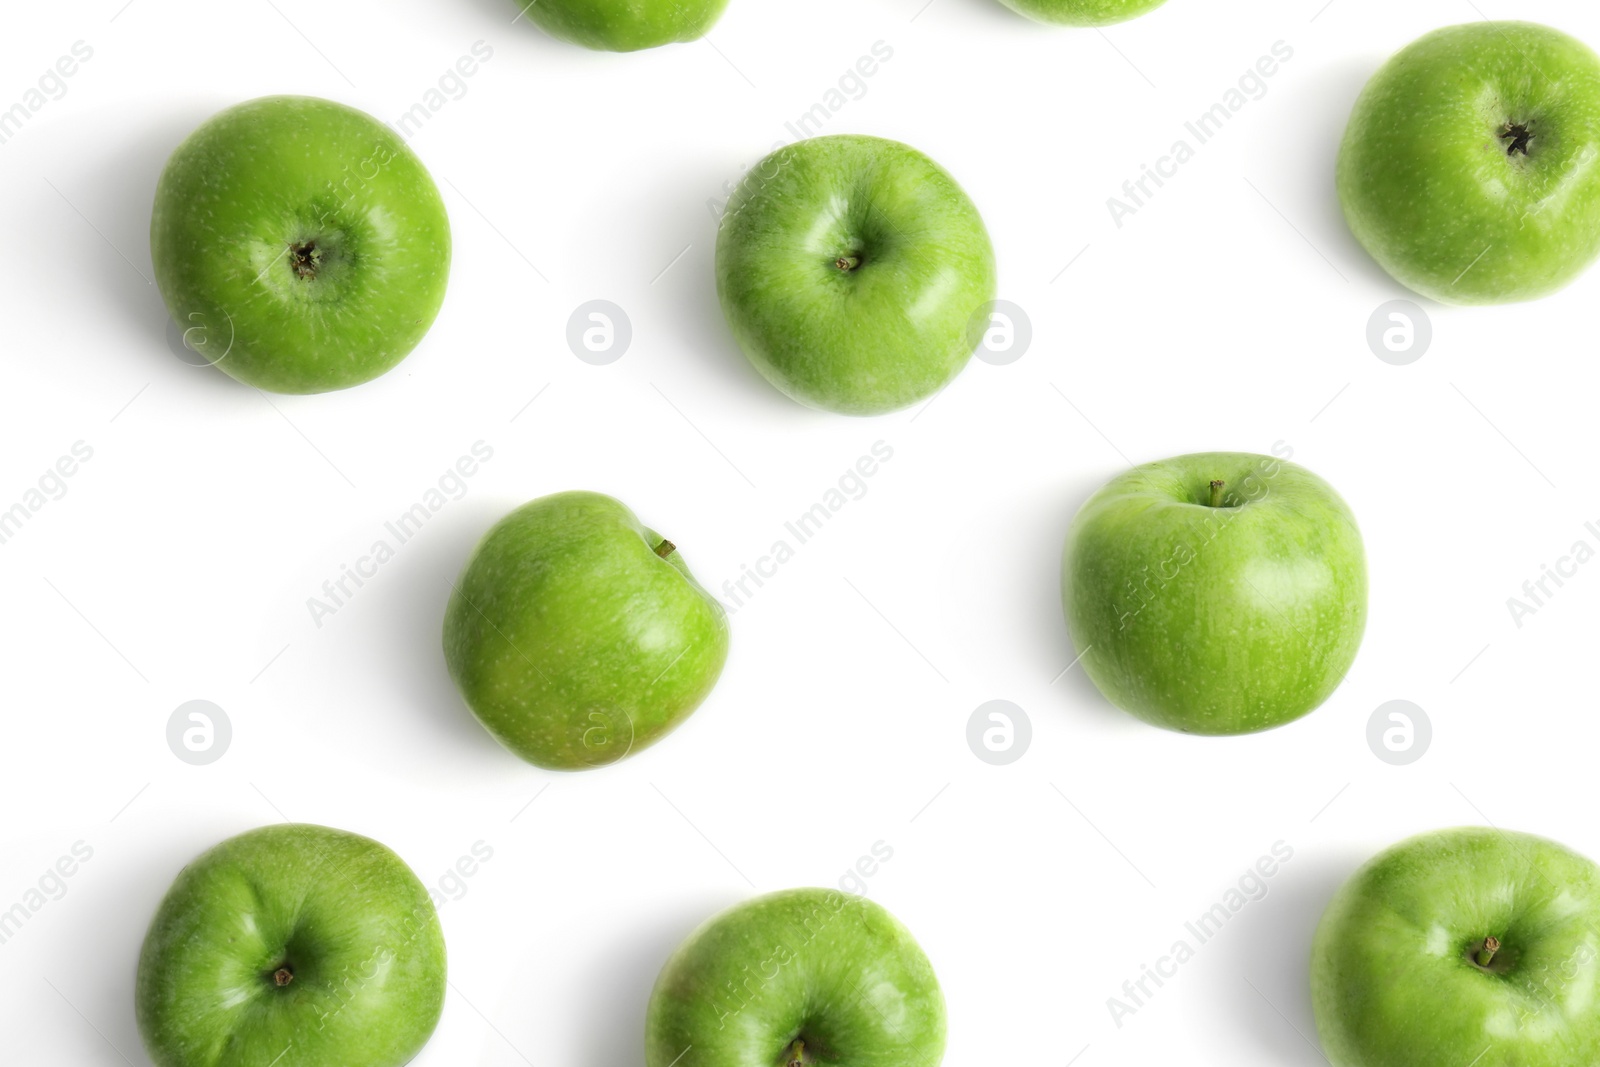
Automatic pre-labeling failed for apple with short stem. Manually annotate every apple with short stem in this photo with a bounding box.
[1313,827,1600,1066]
[1061,451,1366,734]
[1338,22,1600,304]
[151,96,451,393]
[646,888,945,1067]
[716,134,997,416]
[443,491,729,770]
[135,823,445,1067]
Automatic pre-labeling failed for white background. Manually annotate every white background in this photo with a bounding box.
[3,0,1599,1063]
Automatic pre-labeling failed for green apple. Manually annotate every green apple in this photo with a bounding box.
[1313,827,1600,1067]
[646,888,945,1067]
[135,824,445,1067]
[1338,22,1600,304]
[513,0,729,51]
[443,491,729,770]
[995,0,1167,27]
[715,135,997,416]
[1061,451,1366,734]
[151,96,451,393]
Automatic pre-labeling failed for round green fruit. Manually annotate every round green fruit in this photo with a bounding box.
[646,888,946,1067]
[1338,22,1600,304]
[996,0,1167,27]
[135,824,445,1067]
[443,491,730,770]
[715,135,997,416]
[1061,451,1366,734]
[151,96,451,393]
[513,0,730,51]
[1313,827,1600,1067]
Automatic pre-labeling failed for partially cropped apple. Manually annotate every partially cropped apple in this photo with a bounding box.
[136,824,445,1067]
[443,491,729,770]
[716,135,996,416]
[996,0,1167,26]
[1062,451,1366,734]
[647,888,945,1067]
[513,0,729,51]
[1313,827,1600,1067]
[1339,22,1600,304]
[151,96,451,392]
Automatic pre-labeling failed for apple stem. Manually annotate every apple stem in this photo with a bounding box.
[273,966,294,987]
[1208,480,1226,508]
[1476,936,1501,968]
[289,241,321,280]
[784,1039,807,1066]
[835,254,861,272]
[1500,123,1533,156]
[654,539,676,559]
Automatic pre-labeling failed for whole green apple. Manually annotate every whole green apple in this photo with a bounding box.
[995,0,1167,27]
[1061,451,1366,734]
[716,135,997,416]
[1338,22,1600,304]
[136,823,445,1067]
[151,96,451,393]
[443,491,729,770]
[646,888,945,1067]
[1313,827,1600,1067]
[512,0,729,51]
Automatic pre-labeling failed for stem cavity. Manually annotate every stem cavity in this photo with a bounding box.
[1500,123,1533,156]
[290,241,322,280]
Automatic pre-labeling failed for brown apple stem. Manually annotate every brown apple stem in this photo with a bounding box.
[273,967,294,987]
[1476,936,1501,968]
[835,255,860,272]
[290,241,320,280]
[1500,123,1532,156]
[783,1039,807,1066]
[1209,480,1226,508]
[654,539,676,559]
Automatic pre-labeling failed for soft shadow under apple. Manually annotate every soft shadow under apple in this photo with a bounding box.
[380,503,520,766]
[630,156,810,418]
[1265,60,1411,297]
[1219,850,1363,1064]
[48,106,244,392]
